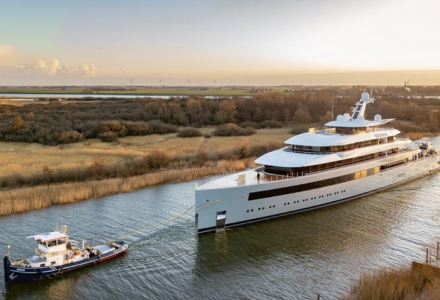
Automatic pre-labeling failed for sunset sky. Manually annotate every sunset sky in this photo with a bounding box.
[1,0,439,86]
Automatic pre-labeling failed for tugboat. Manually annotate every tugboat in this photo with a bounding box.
[3,224,128,284]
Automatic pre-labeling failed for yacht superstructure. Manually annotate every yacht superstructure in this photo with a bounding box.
[195,92,440,234]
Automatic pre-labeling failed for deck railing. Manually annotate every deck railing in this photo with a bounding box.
[196,146,433,189]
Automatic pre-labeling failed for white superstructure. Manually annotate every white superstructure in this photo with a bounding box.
[195,92,440,234]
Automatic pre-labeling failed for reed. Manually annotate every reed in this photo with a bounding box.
[406,132,434,140]
[0,158,255,216]
[345,266,440,300]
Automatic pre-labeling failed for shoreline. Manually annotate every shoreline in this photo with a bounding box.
[0,158,255,216]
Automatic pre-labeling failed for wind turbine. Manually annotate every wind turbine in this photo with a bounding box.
[404,79,411,92]
[129,78,134,86]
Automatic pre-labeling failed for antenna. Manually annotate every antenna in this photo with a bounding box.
[331,91,335,122]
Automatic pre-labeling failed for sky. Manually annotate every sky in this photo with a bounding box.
[1,0,440,86]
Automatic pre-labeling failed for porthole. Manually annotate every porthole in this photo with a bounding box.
[258,208,261,211]
[247,210,249,213]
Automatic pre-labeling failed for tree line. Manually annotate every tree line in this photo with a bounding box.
[0,89,439,145]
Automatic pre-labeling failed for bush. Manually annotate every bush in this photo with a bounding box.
[260,120,283,128]
[147,120,178,134]
[177,127,203,138]
[239,121,261,129]
[99,131,119,142]
[213,123,256,136]
[144,149,171,169]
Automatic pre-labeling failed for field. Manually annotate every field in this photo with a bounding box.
[0,86,288,97]
[0,128,291,215]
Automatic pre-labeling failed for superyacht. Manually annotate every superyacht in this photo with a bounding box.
[195,92,440,234]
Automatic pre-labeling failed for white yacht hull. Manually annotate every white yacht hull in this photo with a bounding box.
[195,155,439,234]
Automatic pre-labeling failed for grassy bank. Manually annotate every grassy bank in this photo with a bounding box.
[0,159,251,216]
[0,128,291,215]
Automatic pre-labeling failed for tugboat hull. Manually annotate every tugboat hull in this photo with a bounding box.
[4,241,128,284]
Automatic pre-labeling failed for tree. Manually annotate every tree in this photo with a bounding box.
[215,99,236,124]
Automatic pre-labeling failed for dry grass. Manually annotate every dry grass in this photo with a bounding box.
[0,128,290,215]
[345,264,440,300]
[0,159,252,216]
[0,128,290,182]
[406,132,435,140]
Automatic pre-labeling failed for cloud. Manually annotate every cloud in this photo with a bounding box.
[0,57,98,79]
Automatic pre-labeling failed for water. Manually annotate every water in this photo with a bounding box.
[2,141,440,299]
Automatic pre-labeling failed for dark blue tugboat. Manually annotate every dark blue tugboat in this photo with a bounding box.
[3,225,128,284]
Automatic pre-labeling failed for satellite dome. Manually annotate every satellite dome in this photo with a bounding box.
[361,92,369,100]
[337,115,343,122]
[374,114,382,121]
[343,113,350,121]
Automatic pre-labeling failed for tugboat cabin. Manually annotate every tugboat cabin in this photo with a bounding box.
[33,232,68,254]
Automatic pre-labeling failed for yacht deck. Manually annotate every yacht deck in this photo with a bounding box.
[196,148,429,190]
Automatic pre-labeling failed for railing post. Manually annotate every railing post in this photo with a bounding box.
[426,248,429,264]
[437,241,439,260]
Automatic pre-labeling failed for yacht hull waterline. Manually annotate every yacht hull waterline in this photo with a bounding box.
[195,92,440,234]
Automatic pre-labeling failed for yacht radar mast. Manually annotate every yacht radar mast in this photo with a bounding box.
[351,92,375,121]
